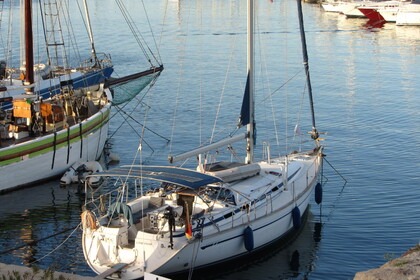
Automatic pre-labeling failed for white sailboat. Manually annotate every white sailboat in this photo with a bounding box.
[0,0,163,193]
[81,0,324,279]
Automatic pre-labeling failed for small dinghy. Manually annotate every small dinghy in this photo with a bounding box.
[60,161,104,187]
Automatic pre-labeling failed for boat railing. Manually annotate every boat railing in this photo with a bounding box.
[283,155,320,204]
[262,141,271,163]
[84,177,144,220]
[79,52,113,70]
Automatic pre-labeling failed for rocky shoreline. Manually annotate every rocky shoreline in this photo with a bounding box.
[354,245,420,280]
[2,245,419,280]
[0,262,95,280]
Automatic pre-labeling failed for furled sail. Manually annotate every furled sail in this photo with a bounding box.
[238,72,256,147]
[238,72,250,128]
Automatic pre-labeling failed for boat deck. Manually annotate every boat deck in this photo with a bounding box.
[0,117,80,148]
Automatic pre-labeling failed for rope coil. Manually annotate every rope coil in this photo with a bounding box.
[81,210,98,230]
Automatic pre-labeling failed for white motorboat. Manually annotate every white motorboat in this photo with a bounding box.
[396,0,420,25]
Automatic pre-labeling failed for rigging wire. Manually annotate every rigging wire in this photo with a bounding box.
[158,0,169,57]
[187,238,201,280]
[112,104,169,143]
[199,1,203,149]
[315,157,348,228]
[115,0,161,67]
[0,0,12,66]
[258,25,282,151]
[60,0,83,67]
[168,0,191,157]
[257,68,304,104]
[140,0,163,65]
[209,37,238,145]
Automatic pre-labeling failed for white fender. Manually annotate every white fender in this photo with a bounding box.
[84,161,104,187]
[60,162,79,185]
[107,152,120,163]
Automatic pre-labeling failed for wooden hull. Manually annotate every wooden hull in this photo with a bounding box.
[0,103,110,193]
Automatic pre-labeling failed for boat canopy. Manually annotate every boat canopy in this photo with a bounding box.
[88,165,223,189]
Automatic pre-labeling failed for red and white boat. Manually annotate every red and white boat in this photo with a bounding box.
[359,7,386,20]
[359,1,408,22]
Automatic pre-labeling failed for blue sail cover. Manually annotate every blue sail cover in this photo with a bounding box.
[238,72,250,128]
[93,165,222,189]
[238,72,256,145]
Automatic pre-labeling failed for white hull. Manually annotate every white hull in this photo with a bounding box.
[321,0,364,15]
[82,152,322,279]
[0,103,110,192]
[396,4,420,25]
[322,2,346,13]
[342,3,366,17]
[364,1,407,22]
[379,9,399,21]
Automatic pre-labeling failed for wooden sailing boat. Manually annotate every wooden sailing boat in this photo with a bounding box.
[0,0,114,111]
[81,0,323,279]
[0,0,163,193]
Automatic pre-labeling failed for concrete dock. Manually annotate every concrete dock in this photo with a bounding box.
[0,262,96,280]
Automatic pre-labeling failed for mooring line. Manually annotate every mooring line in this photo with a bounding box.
[27,223,82,265]
[324,157,347,183]
[0,225,77,256]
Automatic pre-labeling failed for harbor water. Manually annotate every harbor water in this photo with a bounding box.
[0,0,419,279]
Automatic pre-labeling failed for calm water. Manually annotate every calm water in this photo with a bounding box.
[1,1,419,279]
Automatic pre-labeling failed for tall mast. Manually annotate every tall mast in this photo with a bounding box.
[296,0,319,140]
[245,0,255,164]
[24,0,34,90]
[82,0,99,66]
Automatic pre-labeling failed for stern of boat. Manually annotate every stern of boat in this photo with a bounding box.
[81,195,191,279]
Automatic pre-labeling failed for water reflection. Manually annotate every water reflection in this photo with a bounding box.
[19,210,36,265]
[0,182,86,272]
[395,26,420,42]
[363,19,385,29]
[313,221,322,243]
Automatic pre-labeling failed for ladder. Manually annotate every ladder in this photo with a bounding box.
[41,0,69,70]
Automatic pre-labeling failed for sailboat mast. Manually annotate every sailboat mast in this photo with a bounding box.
[24,0,34,89]
[296,0,318,140]
[245,0,255,164]
[82,0,99,66]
